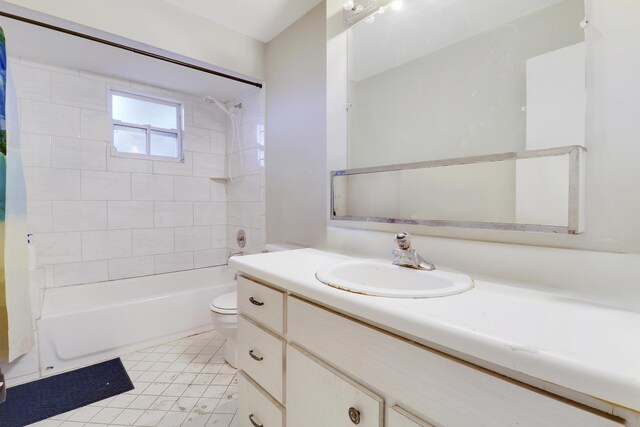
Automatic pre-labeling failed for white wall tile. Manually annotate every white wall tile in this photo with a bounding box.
[210,181,226,202]
[20,133,52,167]
[51,137,107,170]
[227,202,261,229]
[10,61,52,101]
[108,256,155,280]
[81,171,131,200]
[184,127,210,153]
[192,102,225,131]
[154,202,193,227]
[211,226,227,249]
[108,201,154,229]
[153,152,193,176]
[194,249,227,269]
[193,202,226,226]
[227,175,260,202]
[53,260,109,286]
[82,230,132,261]
[24,167,81,200]
[132,174,174,201]
[239,120,264,152]
[27,201,53,233]
[52,201,107,231]
[132,228,174,256]
[107,155,153,174]
[21,100,80,137]
[174,177,210,202]
[175,226,211,252]
[52,72,107,110]
[80,109,112,141]
[193,153,225,178]
[34,232,82,265]
[155,251,194,274]
[210,131,226,155]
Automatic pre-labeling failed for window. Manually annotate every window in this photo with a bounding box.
[109,89,183,161]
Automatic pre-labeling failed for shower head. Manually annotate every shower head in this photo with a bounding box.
[204,96,227,112]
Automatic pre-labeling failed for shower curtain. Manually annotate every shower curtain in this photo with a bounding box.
[0,27,35,362]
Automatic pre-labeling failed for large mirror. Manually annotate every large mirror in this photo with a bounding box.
[340,0,587,233]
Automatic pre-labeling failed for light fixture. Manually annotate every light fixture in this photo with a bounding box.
[343,0,355,10]
[390,0,403,11]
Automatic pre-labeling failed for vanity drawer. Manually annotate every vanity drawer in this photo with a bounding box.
[238,276,285,335]
[238,315,285,404]
[287,297,623,427]
[238,371,284,427]
[287,344,383,427]
[388,406,436,427]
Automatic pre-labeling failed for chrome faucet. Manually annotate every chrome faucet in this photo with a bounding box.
[227,250,244,263]
[391,232,436,271]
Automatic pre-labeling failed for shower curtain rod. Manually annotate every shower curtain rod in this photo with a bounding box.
[0,10,263,89]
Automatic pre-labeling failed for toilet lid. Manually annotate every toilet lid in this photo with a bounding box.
[210,292,237,314]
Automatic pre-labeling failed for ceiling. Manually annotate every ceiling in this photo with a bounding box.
[161,0,323,43]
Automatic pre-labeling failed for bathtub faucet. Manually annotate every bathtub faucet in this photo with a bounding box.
[227,250,244,263]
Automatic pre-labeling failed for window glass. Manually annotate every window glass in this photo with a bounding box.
[113,125,147,155]
[112,93,178,129]
[150,130,179,158]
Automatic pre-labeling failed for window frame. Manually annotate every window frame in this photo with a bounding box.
[108,87,185,162]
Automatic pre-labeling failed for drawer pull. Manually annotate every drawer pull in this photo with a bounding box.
[249,349,264,361]
[348,407,361,424]
[249,413,263,427]
[249,297,264,306]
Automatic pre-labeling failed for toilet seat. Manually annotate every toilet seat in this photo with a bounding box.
[210,292,237,315]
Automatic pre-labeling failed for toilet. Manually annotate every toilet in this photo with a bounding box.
[209,291,239,367]
[210,243,302,367]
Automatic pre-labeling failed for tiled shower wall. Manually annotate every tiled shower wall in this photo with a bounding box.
[0,58,265,385]
[225,92,266,256]
[11,57,265,293]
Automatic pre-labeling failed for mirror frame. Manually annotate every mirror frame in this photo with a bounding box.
[330,145,586,234]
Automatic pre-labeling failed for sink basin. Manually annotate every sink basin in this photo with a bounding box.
[315,260,474,298]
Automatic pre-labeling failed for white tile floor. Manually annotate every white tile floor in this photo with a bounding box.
[29,330,238,427]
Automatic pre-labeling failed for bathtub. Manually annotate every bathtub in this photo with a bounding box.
[37,266,236,376]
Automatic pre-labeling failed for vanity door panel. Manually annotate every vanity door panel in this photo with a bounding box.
[287,296,623,427]
[238,315,285,403]
[238,276,285,335]
[286,344,383,427]
[388,406,436,427]
[238,371,284,427]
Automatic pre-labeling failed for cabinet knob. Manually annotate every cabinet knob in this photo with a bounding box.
[249,413,263,427]
[249,297,264,306]
[348,407,361,424]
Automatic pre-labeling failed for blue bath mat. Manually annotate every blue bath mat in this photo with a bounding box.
[0,358,133,427]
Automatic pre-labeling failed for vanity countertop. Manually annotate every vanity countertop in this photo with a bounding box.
[230,248,640,412]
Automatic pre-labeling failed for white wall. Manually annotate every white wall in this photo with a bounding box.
[327,0,640,256]
[265,3,327,247]
[1,0,266,80]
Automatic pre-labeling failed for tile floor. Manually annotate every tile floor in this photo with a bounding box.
[29,330,238,427]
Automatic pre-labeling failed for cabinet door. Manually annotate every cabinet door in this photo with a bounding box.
[388,406,436,427]
[286,345,383,427]
[238,371,284,427]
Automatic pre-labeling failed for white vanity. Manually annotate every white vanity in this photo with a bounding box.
[230,249,640,427]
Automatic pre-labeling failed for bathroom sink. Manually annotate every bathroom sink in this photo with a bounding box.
[315,260,474,298]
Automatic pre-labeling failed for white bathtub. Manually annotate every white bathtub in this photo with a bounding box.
[37,266,236,376]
